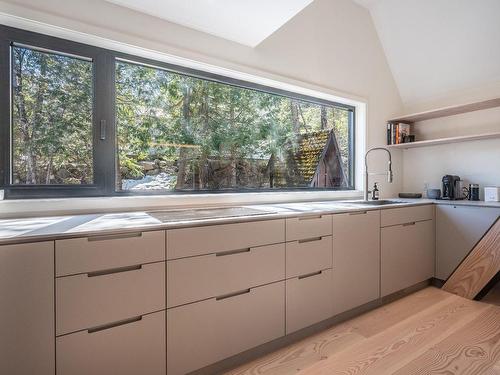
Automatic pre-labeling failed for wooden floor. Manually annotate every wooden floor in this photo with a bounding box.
[225,287,500,375]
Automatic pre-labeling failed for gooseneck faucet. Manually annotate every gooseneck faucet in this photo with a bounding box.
[364,147,393,201]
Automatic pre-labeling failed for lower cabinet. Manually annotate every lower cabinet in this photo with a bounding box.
[0,241,55,375]
[436,205,500,280]
[381,220,435,296]
[167,281,285,375]
[57,310,165,375]
[332,211,380,314]
[286,268,334,334]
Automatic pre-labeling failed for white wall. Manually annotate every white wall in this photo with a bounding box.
[0,0,403,213]
[402,89,500,199]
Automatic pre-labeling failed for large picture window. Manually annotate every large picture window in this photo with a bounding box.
[0,25,355,198]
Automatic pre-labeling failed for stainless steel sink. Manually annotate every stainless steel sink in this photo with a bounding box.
[147,206,275,223]
[346,200,406,206]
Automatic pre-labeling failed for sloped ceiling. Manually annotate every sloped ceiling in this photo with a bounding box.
[354,0,500,105]
[104,0,313,47]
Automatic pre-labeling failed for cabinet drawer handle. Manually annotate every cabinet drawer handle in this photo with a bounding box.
[215,248,251,257]
[87,315,142,334]
[402,222,416,226]
[299,215,322,221]
[298,270,323,280]
[216,288,251,301]
[87,264,142,277]
[298,237,322,244]
[349,211,367,215]
[87,232,143,242]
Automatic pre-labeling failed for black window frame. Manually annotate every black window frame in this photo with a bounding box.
[0,25,356,199]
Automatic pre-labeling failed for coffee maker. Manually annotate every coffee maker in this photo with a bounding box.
[442,175,461,200]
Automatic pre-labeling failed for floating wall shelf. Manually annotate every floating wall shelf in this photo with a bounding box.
[387,131,500,149]
[386,97,500,149]
[388,98,500,124]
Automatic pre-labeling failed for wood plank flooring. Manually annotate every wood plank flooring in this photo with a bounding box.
[443,217,500,299]
[225,287,500,375]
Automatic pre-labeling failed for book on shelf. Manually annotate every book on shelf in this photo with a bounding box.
[387,122,412,145]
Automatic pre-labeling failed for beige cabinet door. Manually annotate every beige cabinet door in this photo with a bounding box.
[436,205,500,280]
[332,211,380,315]
[381,220,435,296]
[167,281,285,375]
[0,241,55,375]
[286,269,334,334]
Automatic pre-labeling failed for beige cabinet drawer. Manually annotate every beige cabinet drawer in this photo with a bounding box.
[167,281,285,375]
[381,220,435,296]
[286,269,334,334]
[167,219,284,259]
[286,236,332,278]
[56,262,165,335]
[381,204,434,227]
[286,214,332,241]
[168,243,284,308]
[56,231,165,276]
[57,310,165,375]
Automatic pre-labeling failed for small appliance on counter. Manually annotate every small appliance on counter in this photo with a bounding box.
[484,186,500,202]
[442,175,463,200]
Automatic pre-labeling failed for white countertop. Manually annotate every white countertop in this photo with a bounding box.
[0,198,498,245]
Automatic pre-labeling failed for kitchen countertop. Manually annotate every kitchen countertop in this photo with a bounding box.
[0,198,499,246]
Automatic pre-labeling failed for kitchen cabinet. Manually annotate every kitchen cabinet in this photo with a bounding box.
[332,210,380,314]
[56,230,165,276]
[286,269,334,334]
[167,219,285,259]
[436,205,500,280]
[285,214,332,241]
[57,310,165,375]
[56,261,165,335]
[0,242,55,375]
[286,235,332,278]
[381,220,434,296]
[167,281,285,375]
[167,243,284,308]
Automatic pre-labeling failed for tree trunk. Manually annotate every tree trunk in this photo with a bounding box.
[175,80,192,190]
[320,106,328,129]
[290,99,300,134]
[14,50,38,184]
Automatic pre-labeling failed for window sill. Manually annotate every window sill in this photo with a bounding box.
[0,190,363,219]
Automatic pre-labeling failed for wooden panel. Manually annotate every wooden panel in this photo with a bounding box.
[381,204,433,227]
[381,220,435,296]
[167,219,285,259]
[332,211,380,314]
[286,215,332,241]
[167,281,285,375]
[443,218,500,299]
[56,261,165,335]
[0,242,55,375]
[167,243,284,308]
[57,310,165,375]
[56,230,165,276]
[286,269,334,334]
[436,205,500,280]
[286,236,332,278]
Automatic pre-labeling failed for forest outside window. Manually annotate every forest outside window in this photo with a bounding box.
[0,26,355,199]
[116,60,355,192]
[11,44,94,185]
